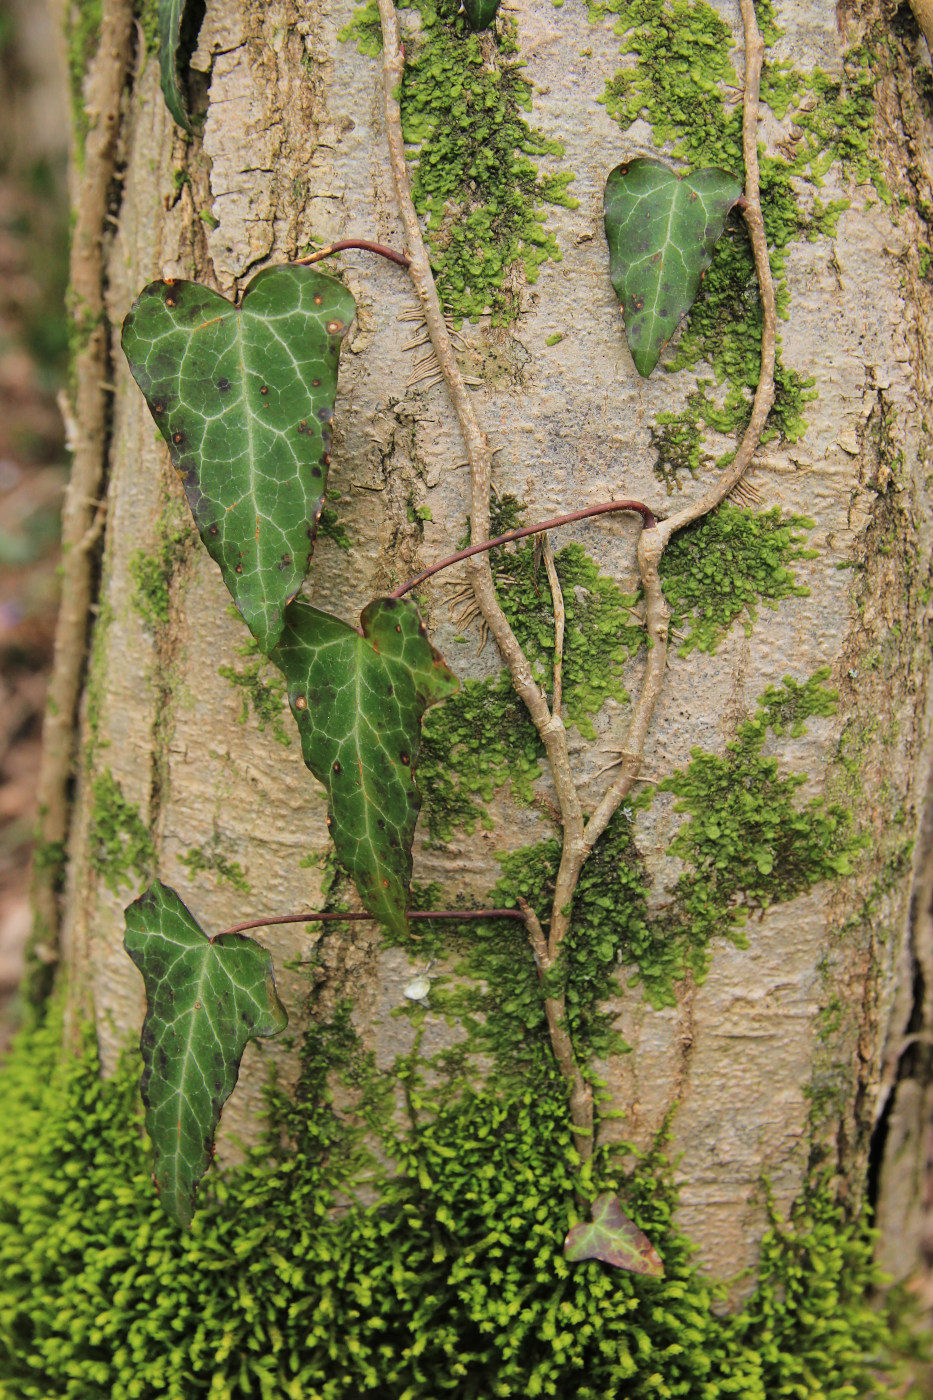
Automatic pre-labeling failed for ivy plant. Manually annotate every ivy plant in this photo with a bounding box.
[124,0,791,1274]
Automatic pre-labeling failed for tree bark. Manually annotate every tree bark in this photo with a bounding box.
[50,0,933,1290]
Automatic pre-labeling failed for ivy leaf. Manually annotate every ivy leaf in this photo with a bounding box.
[563,1192,665,1275]
[121,266,356,653]
[158,0,194,132]
[124,881,288,1227]
[603,158,742,377]
[462,0,501,28]
[270,597,459,937]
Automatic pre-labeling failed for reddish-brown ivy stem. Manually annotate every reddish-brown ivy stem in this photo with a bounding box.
[388,500,657,599]
[293,239,412,269]
[213,907,528,939]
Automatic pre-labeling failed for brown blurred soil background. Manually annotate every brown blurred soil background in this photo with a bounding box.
[0,0,69,1050]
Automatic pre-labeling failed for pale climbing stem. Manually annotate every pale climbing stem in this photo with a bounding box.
[374,0,776,1166]
[376,0,601,1158]
[581,0,777,854]
[388,499,657,599]
[33,0,135,974]
[541,537,565,719]
[658,0,776,544]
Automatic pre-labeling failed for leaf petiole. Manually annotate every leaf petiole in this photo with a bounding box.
[389,499,658,600]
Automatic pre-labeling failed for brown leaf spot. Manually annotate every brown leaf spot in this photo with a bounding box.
[260,386,269,396]
[173,431,186,445]
[400,751,410,766]
[313,293,324,305]
[326,319,344,334]
[312,377,321,387]
[294,695,307,710]
[332,760,341,774]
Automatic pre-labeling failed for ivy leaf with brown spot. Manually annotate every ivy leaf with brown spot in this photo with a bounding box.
[563,1192,665,1275]
[270,598,459,937]
[604,158,741,377]
[121,266,355,653]
[124,881,288,1227]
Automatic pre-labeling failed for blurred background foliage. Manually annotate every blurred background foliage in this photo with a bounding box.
[0,0,69,1048]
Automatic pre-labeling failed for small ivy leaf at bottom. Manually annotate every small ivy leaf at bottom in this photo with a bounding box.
[124,881,288,1227]
[563,1192,665,1275]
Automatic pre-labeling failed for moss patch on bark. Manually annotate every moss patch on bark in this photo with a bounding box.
[0,1008,915,1399]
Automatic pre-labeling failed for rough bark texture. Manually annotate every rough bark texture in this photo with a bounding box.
[56,0,933,1288]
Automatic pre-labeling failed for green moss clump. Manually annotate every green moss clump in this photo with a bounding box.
[496,542,645,738]
[592,0,887,483]
[0,1010,912,1399]
[392,0,576,322]
[338,0,383,55]
[658,503,817,654]
[88,769,155,893]
[129,518,190,631]
[655,674,860,999]
[459,807,652,1071]
[135,0,161,56]
[218,626,292,747]
[65,0,103,162]
[596,0,744,172]
[419,671,543,841]
[179,840,251,893]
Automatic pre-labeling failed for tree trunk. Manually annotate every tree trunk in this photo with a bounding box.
[17,0,933,1383]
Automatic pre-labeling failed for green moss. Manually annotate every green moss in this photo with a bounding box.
[317,490,353,551]
[88,769,155,893]
[0,1010,915,1398]
[338,0,383,55]
[592,0,887,484]
[65,0,103,163]
[135,0,161,56]
[218,624,292,748]
[346,0,576,323]
[653,674,861,1001]
[129,517,190,631]
[179,839,251,893]
[450,805,652,1073]
[419,671,542,841]
[497,541,645,738]
[658,503,817,655]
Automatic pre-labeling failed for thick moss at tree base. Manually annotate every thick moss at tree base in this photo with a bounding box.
[0,1012,913,1399]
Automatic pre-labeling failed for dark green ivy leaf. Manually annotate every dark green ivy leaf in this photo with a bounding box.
[121,266,356,653]
[158,0,194,132]
[270,597,459,937]
[564,1192,665,1274]
[462,0,501,29]
[603,158,742,377]
[124,881,287,1227]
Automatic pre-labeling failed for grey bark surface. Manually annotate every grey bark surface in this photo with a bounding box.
[57,0,933,1283]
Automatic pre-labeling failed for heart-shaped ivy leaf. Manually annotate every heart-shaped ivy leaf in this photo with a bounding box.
[270,597,458,937]
[158,0,195,132]
[604,158,742,378]
[563,1192,665,1275]
[125,881,288,1227]
[121,266,356,653]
